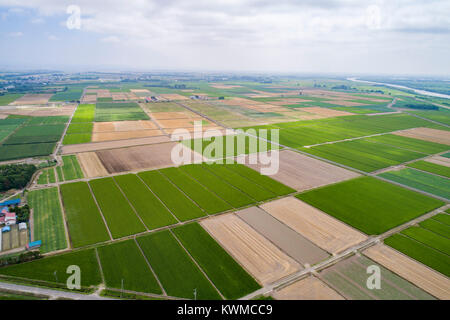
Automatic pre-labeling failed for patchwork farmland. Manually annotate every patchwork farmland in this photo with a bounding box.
[0,77,449,301]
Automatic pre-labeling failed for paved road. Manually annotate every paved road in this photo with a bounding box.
[0,281,112,300]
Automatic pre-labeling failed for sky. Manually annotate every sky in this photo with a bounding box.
[0,0,449,76]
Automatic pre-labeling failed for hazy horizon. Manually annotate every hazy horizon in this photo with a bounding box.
[1,0,449,76]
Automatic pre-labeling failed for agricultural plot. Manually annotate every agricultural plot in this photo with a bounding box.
[114,174,177,229]
[0,93,24,105]
[182,133,278,160]
[172,223,261,299]
[97,240,161,294]
[11,94,53,105]
[180,164,255,208]
[364,244,450,299]
[94,102,149,122]
[200,214,301,285]
[60,182,110,247]
[261,197,367,254]
[37,168,56,185]
[0,249,101,288]
[137,231,221,299]
[89,178,146,238]
[379,168,450,200]
[407,160,450,178]
[297,177,444,235]
[60,155,84,181]
[27,116,69,125]
[159,167,232,214]
[395,127,450,146]
[384,230,450,277]
[237,207,329,265]
[302,138,425,172]
[273,276,344,300]
[138,170,205,221]
[0,142,56,161]
[245,150,359,191]
[27,188,66,253]
[76,152,108,178]
[320,255,435,300]
[95,142,189,174]
[63,133,92,145]
[364,134,449,154]
[66,122,93,134]
[3,124,65,145]
[71,104,95,123]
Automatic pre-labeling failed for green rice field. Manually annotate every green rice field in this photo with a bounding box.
[71,104,95,123]
[60,155,84,181]
[406,160,450,178]
[137,230,221,299]
[379,168,450,200]
[94,102,149,122]
[27,188,67,253]
[173,223,261,299]
[89,178,146,238]
[37,168,56,184]
[60,182,110,247]
[297,176,444,234]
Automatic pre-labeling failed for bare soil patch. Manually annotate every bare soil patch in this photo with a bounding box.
[10,94,53,105]
[95,142,198,173]
[425,156,450,167]
[364,244,450,300]
[236,207,329,265]
[158,94,189,101]
[273,276,344,300]
[246,150,360,191]
[0,105,76,117]
[300,107,353,117]
[60,136,171,154]
[92,129,164,142]
[394,127,450,146]
[200,213,301,285]
[77,152,108,178]
[260,197,367,254]
[93,120,157,133]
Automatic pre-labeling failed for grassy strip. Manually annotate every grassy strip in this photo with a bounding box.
[138,171,205,221]
[114,174,177,230]
[137,230,222,299]
[28,188,67,253]
[60,182,110,247]
[385,234,450,277]
[297,176,444,235]
[365,134,449,154]
[160,167,232,214]
[89,178,146,238]
[97,240,161,294]
[420,218,450,239]
[173,223,261,299]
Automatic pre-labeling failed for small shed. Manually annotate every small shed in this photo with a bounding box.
[18,222,27,230]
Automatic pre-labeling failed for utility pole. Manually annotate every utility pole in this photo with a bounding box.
[121,279,124,298]
[54,271,58,282]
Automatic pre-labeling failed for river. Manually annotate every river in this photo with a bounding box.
[347,77,450,100]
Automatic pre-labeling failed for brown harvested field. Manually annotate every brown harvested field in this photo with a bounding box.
[165,126,225,136]
[0,114,7,119]
[60,136,171,154]
[93,120,158,133]
[300,107,354,117]
[81,94,97,103]
[260,197,368,254]
[92,129,164,142]
[273,276,344,300]
[111,93,128,100]
[95,142,200,173]
[158,94,189,101]
[364,244,450,300]
[0,105,76,117]
[76,152,109,178]
[201,214,301,285]
[154,118,213,129]
[236,207,329,265]
[95,89,111,98]
[10,93,53,105]
[245,150,360,191]
[150,111,199,120]
[394,127,450,146]
[130,89,151,94]
[425,156,450,167]
[210,84,243,89]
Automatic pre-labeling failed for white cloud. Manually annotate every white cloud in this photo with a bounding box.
[7,31,23,37]
[101,35,120,43]
[47,34,58,40]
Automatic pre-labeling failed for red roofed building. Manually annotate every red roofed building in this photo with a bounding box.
[5,212,16,226]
